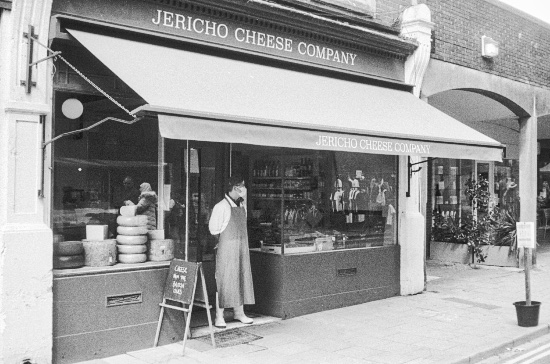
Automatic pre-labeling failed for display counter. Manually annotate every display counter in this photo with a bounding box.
[250,245,400,319]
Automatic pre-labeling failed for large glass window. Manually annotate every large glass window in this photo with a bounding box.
[236,145,398,253]
[430,158,520,243]
[164,142,398,257]
[52,92,156,242]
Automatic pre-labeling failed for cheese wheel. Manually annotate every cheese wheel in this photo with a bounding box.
[147,229,165,240]
[53,241,84,256]
[117,215,148,227]
[82,239,117,267]
[117,226,148,236]
[116,234,147,245]
[118,253,147,264]
[120,205,137,216]
[53,255,85,269]
[117,244,147,254]
[147,239,175,261]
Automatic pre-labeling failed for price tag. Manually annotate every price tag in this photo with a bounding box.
[516,222,535,249]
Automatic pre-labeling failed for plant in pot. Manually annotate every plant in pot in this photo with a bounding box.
[509,212,540,327]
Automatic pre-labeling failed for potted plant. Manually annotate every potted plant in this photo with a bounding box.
[512,219,541,327]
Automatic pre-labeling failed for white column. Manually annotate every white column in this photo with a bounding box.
[519,96,537,264]
[0,1,54,363]
[399,3,434,295]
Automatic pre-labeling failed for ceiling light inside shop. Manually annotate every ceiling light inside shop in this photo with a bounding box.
[62,98,84,119]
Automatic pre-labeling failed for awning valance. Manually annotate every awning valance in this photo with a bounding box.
[67,28,503,161]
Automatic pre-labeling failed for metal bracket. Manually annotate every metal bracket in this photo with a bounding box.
[21,25,61,93]
[42,116,143,149]
[406,156,437,197]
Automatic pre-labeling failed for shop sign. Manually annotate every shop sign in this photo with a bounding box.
[152,10,358,67]
[52,0,405,81]
[315,134,431,155]
[516,222,535,249]
[163,259,198,304]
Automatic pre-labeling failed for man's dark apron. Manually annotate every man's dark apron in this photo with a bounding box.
[216,198,255,307]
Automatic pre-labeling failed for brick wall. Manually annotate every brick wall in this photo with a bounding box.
[374,0,550,88]
[423,0,550,88]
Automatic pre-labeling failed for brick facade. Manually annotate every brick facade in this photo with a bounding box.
[424,0,550,88]
[374,0,550,88]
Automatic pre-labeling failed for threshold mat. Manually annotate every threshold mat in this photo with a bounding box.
[195,328,262,348]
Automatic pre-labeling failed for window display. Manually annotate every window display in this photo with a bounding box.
[430,158,520,242]
[233,145,398,254]
[52,92,157,246]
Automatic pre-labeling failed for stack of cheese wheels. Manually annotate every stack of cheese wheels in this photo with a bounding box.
[82,239,117,267]
[147,230,175,261]
[53,239,85,269]
[116,208,148,263]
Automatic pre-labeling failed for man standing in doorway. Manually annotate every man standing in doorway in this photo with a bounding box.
[208,175,255,328]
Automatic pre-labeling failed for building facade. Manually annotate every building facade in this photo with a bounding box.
[0,0,546,363]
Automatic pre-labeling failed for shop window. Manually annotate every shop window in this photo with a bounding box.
[52,92,156,244]
[164,142,398,257]
[233,144,398,253]
[430,158,520,243]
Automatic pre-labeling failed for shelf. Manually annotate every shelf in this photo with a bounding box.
[253,197,312,201]
[252,187,311,191]
[252,176,314,180]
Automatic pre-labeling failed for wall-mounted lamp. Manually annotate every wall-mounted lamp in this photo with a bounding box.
[61,98,84,119]
[482,35,499,58]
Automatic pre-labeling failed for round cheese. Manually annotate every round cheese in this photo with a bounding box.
[117,244,147,254]
[53,254,85,269]
[118,253,147,264]
[147,239,175,261]
[116,234,147,245]
[116,215,148,227]
[82,239,117,267]
[53,240,84,256]
[117,225,148,236]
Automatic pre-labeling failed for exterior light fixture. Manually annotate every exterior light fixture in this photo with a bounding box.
[482,36,499,58]
[61,98,84,119]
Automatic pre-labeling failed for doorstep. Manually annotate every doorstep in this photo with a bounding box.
[189,308,281,338]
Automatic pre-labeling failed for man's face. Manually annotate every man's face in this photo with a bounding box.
[123,179,133,189]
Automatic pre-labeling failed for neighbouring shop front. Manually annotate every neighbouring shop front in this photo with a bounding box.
[48,0,503,362]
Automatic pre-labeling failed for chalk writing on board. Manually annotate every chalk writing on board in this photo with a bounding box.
[163,259,198,304]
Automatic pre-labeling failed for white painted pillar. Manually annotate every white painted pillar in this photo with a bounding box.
[0,1,54,363]
[399,3,434,295]
[519,96,537,264]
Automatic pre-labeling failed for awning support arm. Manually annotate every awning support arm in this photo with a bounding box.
[407,156,437,197]
[42,116,143,149]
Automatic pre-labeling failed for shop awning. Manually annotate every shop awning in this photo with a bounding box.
[67,28,503,161]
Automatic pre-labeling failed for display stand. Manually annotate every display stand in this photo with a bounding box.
[154,259,216,354]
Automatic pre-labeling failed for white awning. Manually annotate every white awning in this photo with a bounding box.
[67,28,503,161]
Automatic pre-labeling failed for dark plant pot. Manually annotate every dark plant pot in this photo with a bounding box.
[513,301,541,327]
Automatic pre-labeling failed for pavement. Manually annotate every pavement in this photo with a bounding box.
[75,236,550,364]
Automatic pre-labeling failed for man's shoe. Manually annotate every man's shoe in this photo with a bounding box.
[233,306,253,324]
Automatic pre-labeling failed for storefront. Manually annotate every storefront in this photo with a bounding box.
[47,0,503,362]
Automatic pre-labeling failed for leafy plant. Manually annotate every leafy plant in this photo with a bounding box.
[459,176,492,264]
[432,209,460,242]
[491,205,519,252]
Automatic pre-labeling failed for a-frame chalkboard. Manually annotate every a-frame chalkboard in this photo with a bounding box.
[154,259,215,354]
